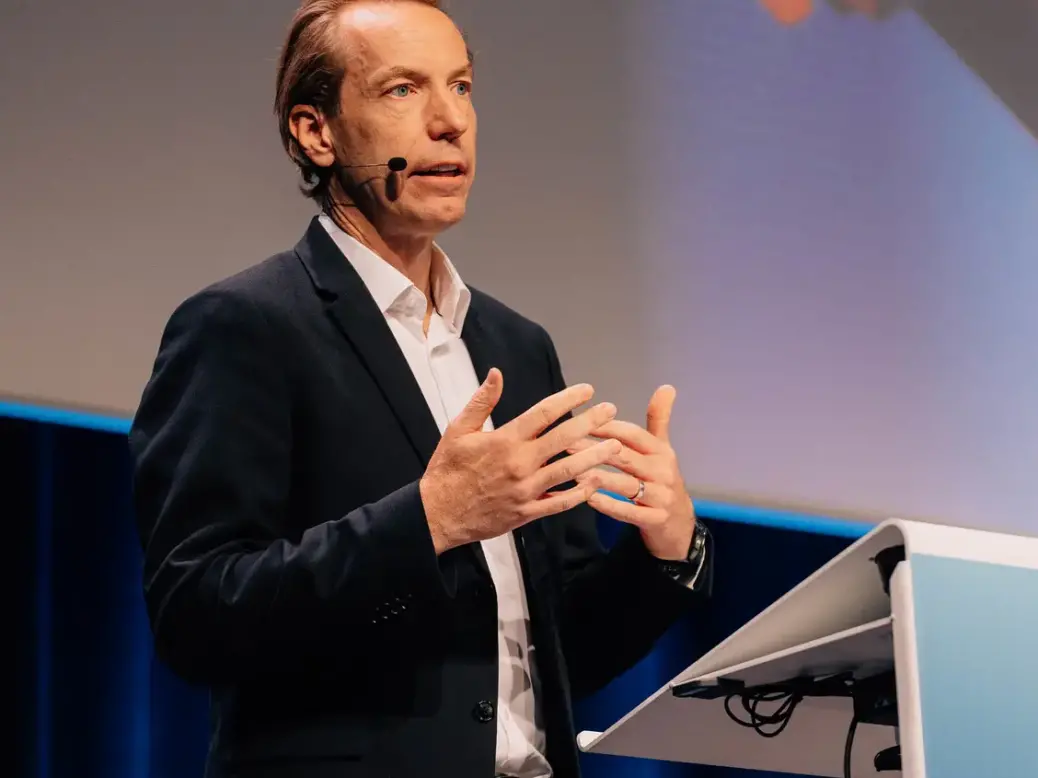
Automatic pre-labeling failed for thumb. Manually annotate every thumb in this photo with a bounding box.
[452,368,504,434]
[646,384,676,443]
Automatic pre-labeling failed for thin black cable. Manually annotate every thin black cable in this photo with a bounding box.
[721,672,855,739]
[687,672,892,778]
[723,688,804,738]
[844,714,859,778]
[723,684,861,776]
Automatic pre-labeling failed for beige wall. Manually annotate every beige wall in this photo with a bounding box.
[0,0,652,424]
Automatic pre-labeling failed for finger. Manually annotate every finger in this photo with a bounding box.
[586,420,662,455]
[451,368,504,434]
[567,438,657,482]
[647,385,676,443]
[533,401,618,463]
[521,478,600,522]
[532,439,622,495]
[507,383,596,440]
[587,491,669,527]
[576,468,661,506]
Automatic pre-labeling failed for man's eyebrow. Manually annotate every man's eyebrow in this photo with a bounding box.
[370,65,426,86]
[450,62,474,80]
[370,62,474,86]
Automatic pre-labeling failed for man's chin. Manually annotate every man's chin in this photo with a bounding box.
[407,201,468,233]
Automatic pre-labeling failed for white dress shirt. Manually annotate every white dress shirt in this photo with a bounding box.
[318,215,553,778]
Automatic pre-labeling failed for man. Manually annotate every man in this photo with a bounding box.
[129,2,712,777]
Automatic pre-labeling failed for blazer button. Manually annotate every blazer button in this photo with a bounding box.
[473,700,495,723]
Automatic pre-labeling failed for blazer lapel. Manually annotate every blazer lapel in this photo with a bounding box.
[294,217,442,466]
[460,302,527,434]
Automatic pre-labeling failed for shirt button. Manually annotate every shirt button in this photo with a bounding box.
[473,700,495,723]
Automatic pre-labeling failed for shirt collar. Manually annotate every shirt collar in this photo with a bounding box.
[318,213,471,333]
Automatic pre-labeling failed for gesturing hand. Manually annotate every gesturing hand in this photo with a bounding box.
[420,368,623,555]
[570,385,696,561]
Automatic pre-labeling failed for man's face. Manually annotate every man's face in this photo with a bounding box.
[327,2,476,239]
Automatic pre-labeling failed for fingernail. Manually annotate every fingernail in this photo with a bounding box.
[599,402,616,415]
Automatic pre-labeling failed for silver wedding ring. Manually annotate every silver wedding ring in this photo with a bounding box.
[631,480,645,504]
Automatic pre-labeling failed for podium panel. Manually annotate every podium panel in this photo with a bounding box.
[907,553,1038,778]
[579,519,1038,778]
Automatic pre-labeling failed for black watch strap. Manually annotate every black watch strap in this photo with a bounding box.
[657,519,711,591]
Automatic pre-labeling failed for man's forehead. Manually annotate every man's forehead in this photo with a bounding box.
[334,3,468,66]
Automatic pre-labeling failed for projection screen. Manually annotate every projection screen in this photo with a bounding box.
[2,0,1037,535]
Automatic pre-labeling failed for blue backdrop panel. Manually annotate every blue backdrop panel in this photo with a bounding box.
[6,415,864,778]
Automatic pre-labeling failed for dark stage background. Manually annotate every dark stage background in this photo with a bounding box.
[8,415,866,778]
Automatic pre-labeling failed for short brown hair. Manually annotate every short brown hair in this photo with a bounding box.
[274,0,443,208]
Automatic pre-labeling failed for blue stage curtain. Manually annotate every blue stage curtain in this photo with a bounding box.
[7,417,854,778]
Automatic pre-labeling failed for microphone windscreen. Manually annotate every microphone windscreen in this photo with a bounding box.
[387,157,408,172]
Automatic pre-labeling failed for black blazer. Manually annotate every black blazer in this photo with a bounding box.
[129,217,703,778]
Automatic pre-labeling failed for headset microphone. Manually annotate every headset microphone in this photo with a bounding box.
[341,157,408,172]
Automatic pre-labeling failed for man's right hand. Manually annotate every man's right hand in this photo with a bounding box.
[419,368,622,555]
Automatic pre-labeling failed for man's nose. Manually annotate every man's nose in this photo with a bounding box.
[426,88,469,141]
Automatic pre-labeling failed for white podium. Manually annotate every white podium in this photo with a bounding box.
[578,519,1038,777]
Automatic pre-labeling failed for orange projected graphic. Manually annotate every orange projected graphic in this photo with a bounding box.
[760,0,813,25]
[760,0,893,24]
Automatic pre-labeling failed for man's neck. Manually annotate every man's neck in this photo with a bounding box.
[380,231,436,301]
[328,203,435,300]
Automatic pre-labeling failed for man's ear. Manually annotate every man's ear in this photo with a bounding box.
[288,105,336,168]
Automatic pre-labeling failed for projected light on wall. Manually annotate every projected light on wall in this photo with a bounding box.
[629,0,1038,535]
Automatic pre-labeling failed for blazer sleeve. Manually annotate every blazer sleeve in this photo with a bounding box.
[538,328,708,699]
[129,287,451,686]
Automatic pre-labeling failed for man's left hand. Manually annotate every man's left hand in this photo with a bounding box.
[571,385,696,561]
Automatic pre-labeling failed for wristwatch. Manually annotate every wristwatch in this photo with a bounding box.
[656,519,711,591]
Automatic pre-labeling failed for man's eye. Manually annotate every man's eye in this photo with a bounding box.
[389,84,414,98]
[454,82,471,96]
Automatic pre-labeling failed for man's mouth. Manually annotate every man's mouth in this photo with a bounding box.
[411,163,465,177]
